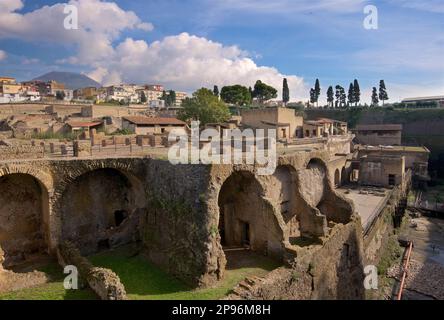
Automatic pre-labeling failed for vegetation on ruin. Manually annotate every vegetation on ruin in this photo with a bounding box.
[30,131,79,141]
[0,247,280,300]
[366,214,410,300]
[0,261,96,300]
[90,248,280,300]
[109,128,133,136]
[377,234,403,276]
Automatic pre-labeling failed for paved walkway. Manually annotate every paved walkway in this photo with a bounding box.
[337,186,390,230]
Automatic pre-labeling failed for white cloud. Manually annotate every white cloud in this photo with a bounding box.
[0,0,153,64]
[0,1,306,100]
[0,50,7,61]
[0,0,24,12]
[87,33,306,100]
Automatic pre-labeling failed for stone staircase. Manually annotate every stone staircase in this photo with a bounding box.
[224,275,265,300]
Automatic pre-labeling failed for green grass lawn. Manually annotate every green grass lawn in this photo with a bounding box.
[0,248,279,300]
[0,261,96,300]
[89,248,279,300]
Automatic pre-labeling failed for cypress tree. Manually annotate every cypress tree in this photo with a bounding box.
[348,83,355,107]
[213,85,219,97]
[371,87,379,107]
[327,86,334,108]
[282,78,290,106]
[353,79,360,106]
[314,79,321,107]
[379,80,389,106]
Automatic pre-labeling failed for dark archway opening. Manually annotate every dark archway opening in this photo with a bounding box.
[218,171,284,270]
[341,167,347,185]
[334,169,340,187]
[60,168,143,255]
[114,210,128,227]
[0,173,49,269]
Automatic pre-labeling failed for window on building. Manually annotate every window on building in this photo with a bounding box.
[388,174,396,186]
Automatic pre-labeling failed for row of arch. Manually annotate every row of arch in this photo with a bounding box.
[1,158,352,276]
[334,166,348,188]
[0,166,145,269]
[216,158,349,263]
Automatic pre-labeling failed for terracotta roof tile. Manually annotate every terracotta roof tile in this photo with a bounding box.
[123,116,186,126]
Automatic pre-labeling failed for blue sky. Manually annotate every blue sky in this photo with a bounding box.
[0,0,443,102]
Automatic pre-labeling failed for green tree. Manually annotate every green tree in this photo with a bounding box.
[314,79,321,107]
[178,88,231,125]
[248,87,253,104]
[56,90,65,101]
[140,91,147,103]
[282,78,290,106]
[335,85,346,108]
[335,85,341,108]
[220,85,251,106]
[353,79,360,106]
[168,90,176,106]
[348,83,355,107]
[327,86,334,108]
[309,88,316,106]
[252,80,277,104]
[161,90,167,104]
[379,80,389,106]
[213,85,219,97]
[371,87,379,107]
[161,90,176,107]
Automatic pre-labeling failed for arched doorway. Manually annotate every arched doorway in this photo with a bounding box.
[341,167,347,185]
[60,168,144,255]
[0,174,49,269]
[334,169,340,187]
[218,171,283,261]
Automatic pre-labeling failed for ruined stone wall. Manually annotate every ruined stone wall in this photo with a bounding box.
[359,156,405,187]
[236,217,365,300]
[58,242,126,300]
[140,161,224,287]
[0,173,48,267]
[0,145,44,160]
[363,187,404,265]
[0,151,358,290]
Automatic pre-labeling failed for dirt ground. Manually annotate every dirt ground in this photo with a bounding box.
[0,255,54,294]
[388,215,444,300]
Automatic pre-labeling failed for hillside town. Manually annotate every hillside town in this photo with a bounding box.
[0,75,188,107]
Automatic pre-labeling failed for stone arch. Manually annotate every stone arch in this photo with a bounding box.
[299,158,329,207]
[341,166,347,185]
[270,165,301,241]
[0,165,54,192]
[59,167,145,255]
[334,169,341,187]
[0,173,50,268]
[217,170,284,260]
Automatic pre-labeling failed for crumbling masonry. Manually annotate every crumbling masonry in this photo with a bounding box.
[0,150,366,298]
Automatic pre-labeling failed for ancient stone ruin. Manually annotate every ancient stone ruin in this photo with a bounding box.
[0,148,376,299]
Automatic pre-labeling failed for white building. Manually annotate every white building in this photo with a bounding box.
[174,91,188,107]
[106,85,140,103]
[149,99,166,109]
